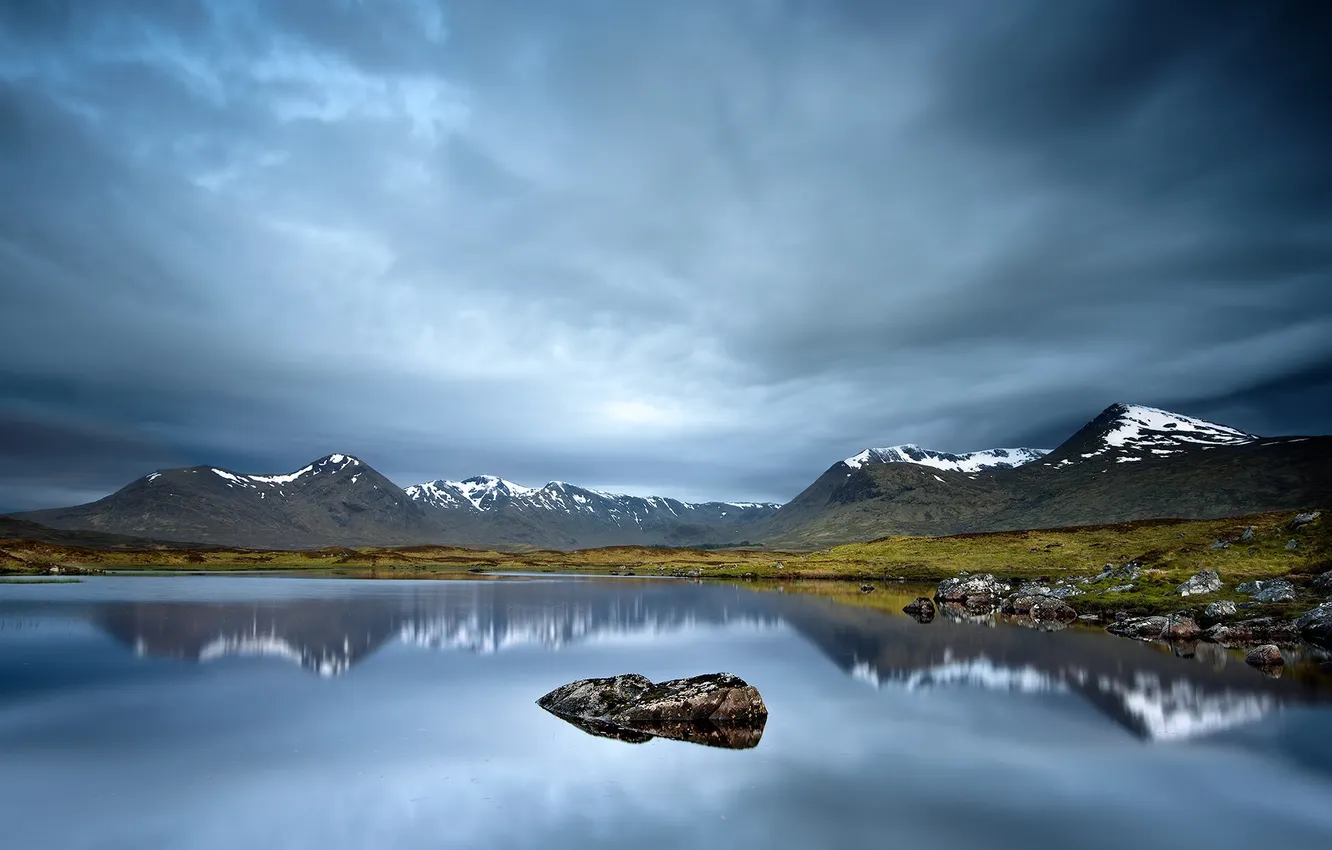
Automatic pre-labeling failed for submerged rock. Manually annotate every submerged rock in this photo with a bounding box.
[1245,644,1284,669]
[1295,603,1332,649]
[902,596,935,622]
[1201,617,1300,648]
[1177,569,1223,597]
[537,673,767,749]
[1203,600,1238,620]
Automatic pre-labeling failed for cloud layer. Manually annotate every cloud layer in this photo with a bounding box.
[3,0,1331,510]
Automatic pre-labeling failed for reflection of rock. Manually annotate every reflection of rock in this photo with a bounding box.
[1000,594,1077,626]
[537,673,767,750]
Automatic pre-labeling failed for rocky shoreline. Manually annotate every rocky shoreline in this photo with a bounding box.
[920,563,1332,669]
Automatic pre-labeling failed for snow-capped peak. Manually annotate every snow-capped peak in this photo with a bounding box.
[208,453,364,491]
[404,475,780,515]
[1075,403,1258,460]
[843,444,1049,473]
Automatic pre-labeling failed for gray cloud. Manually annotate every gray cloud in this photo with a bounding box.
[2,0,1330,511]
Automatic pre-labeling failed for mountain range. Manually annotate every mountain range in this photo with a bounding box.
[9,403,1331,549]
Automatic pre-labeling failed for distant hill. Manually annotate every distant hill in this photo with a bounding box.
[14,454,778,549]
[759,403,1332,546]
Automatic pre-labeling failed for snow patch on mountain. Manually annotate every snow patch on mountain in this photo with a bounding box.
[1082,404,1258,459]
[208,454,364,491]
[405,475,780,516]
[843,444,1049,472]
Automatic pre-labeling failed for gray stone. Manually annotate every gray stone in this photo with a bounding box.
[1210,539,1230,550]
[1236,580,1263,594]
[1290,511,1322,529]
[1201,617,1301,648]
[537,673,767,749]
[1177,569,1223,597]
[1161,614,1201,642]
[902,597,935,622]
[1295,602,1332,649]
[1285,539,1298,551]
[1253,579,1297,603]
[1015,582,1052,596]
[1048,585,1083,599]
[1245,645,1284,669]
[1000,594,1078,624]
[935,573,1009,613]
[1239,527,1255,543]
[1203,600,1238,619]
[1312,571,1332,593]
[1106,584,1134,593]
[1106,616,1168,640]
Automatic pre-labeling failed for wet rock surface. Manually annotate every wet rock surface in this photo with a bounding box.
[935,574,1009,613]
[1107,616,1169,640]
[1296,603,1332,649]
[902,597,935,622]
[1202,617,1301,648]
[1177,569,1223,597]
[1000,594,1077,625]
[537,673,767,749]
[1161,614,1201,642]
[1245,644,1285,669]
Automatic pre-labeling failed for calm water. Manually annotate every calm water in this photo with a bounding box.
[2,576,1332,850]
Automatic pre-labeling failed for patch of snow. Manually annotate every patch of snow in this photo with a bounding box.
[145,472,161,482]
[1101,404,1256,453]
[932,474,945,482]
[844,444,1050,473]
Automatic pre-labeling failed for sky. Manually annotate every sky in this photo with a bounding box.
[2,0,1331,512]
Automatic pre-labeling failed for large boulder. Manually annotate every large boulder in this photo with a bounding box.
[537,673,767,749]
[1252,579,1297,603]
[1177,569,1223,597]
[1106,616,1169,640]
[1000,593,1077,625]
[935,573,1009,613]
[1161,614,1201,642]
[1201,617,1301,648]
[1295,603,1332,649]
[1245,644,1284,669]
[1203,600,1238,619]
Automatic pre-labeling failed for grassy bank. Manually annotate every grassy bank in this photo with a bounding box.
[2,509,1326,617]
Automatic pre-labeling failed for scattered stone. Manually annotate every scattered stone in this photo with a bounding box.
[1048,585,1083,599]
[1290,511,1322,530]
[1106,616,1168,640]
[1312,571,1332,593]
[1239,526,1255,543]
[1177,569,1223,597]
[1295,602,1332,648]
[1161,614,1201,642]
[1093,562,1142,583]
[537,673,767,749]
[1210,539,1230,550]
[1203,600,1238,619]
[1201,617,1301,647]
[1106,584,1134,593]
[1245,644,1284,669]
[1253,579,1297,603]
[1285,539,1298,551]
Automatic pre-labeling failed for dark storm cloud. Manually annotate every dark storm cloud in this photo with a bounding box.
[2,0,1330,511]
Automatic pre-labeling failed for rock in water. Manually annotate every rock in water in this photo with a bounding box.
[1161,614,1201,642]
[1000,594,1078,625]
[1245,645,1284,669]
[1106,616,1168,640]
[537,673,767,749]
[1296,603,1332,649]
[1201,617,1300,648]
[1177,569,1223,597]
[902,597,935,622]
[935,573,1009,613]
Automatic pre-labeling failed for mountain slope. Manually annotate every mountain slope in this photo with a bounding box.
[16,458,779,550]
[762,403,1332,546]
[843,445,1048,471]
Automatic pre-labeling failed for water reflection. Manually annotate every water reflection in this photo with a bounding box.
[5,577,1328,742]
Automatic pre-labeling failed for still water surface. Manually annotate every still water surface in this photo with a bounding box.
[2,576,1331,849]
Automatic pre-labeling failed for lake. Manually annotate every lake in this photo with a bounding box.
[2,575,1331,849]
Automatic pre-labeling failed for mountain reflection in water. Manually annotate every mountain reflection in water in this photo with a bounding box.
[51,577,1332,742]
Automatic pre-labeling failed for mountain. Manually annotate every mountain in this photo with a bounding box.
[404,476,778,548]
[16,456,779,550]
[760,402,1332,546]
[843,445,1049,472]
